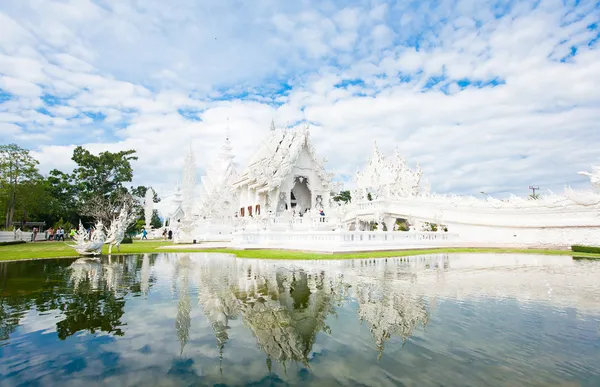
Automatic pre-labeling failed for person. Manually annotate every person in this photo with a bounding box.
[168,230,173,240]
[32,227,38,242]
[162,229,167,240]
[47,227,54,241]
[141,228,148,240]
[69,228,76,239]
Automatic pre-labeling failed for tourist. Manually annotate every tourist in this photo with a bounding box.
[162,229,167,240]
[47,227,54,241]
[32,227,38,242]
[69,228,76,239]
[59,227,65,241]
[142,228,148,240]
[168,230,173,240]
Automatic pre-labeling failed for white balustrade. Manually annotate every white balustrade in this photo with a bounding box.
[0,230,47,242]
[233,230,457,248]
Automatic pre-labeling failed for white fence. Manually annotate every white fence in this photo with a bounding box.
[233,230,458,249]
[0,230,47,243]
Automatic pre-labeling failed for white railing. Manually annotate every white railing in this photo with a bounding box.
[233,230,458,247]
[0,230,47,242]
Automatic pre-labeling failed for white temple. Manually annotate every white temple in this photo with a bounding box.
[161,121,600,250]
[233,122,333,218]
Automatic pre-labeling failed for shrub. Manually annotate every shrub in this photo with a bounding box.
[0,241,26,246]
[571,245,600,254]
[121,237,133,244]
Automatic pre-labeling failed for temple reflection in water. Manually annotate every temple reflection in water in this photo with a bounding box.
[2,252,599,376]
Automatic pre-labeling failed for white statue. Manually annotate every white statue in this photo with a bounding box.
[144,188,154,231]
[578,166,600,191]
[105,206,136,254]
[315,195,324,211]
[276,191,287,213]
[69,220,106,256]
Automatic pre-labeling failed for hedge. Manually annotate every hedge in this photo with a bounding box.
[571,245,600,254]
[121,237,133,244]
[0,241,27,246]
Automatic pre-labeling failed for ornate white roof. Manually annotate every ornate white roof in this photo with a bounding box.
[234,122,332,192]
[355,142,423,198]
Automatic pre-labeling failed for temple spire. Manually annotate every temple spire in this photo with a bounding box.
[270,119,275,131]
[226,117,231,141]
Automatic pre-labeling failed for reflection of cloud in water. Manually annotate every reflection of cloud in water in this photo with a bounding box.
[4,252,599,386]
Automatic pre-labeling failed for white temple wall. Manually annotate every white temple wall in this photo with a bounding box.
[447,222,600,247]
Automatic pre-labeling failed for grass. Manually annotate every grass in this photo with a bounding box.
[1,240,600,261]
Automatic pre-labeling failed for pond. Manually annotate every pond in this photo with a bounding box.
[1,253,600,386]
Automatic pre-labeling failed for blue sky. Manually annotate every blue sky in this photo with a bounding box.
[0,0,599,197]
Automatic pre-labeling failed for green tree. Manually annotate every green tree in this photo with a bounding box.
[332,190,352,204]
[151,209,162,229]
[71,146,137,199]
[46,169,79,224]
[68,147,139,224]
[0,144,41,228]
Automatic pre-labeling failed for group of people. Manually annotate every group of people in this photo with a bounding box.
[161,228,173,240]
[46,227,75,241]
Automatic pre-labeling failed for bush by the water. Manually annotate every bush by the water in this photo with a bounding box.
[571,245,600,254]
[0,241,27,246]
[122,237,133,244]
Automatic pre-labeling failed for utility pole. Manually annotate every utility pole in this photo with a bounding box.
[529,185,539,199]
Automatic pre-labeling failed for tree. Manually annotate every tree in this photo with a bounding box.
[69,147,139,223]
[71,146,137,199]
[46,169,79,226]
[79,190,138,225]
[151,210,162,229]
[0,144,41,228]
[332,190,352,204]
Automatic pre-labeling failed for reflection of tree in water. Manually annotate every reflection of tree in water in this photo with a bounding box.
[0,256,151,343]
[56,280,126,340]
[1,259,75,341]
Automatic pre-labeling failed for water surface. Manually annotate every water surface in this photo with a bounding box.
[1,253,599,386]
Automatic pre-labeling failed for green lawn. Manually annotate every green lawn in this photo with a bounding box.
[1,240,600,261]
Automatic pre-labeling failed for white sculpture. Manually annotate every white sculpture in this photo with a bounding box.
[175,147,197,243]
[105,206,136,254]
[578,166,600,191]
[69,220,106,256]
[144,188,154,231]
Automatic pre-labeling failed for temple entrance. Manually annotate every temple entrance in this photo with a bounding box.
[291,176,311,215]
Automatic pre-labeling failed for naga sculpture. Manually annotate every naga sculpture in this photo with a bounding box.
[68,206,137,256]
[105,206,136,254]
[69,220,106,256]
[578,166,600,191]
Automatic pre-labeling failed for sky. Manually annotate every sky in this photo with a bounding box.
[0,0,599,199]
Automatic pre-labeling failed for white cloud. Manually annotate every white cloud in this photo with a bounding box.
[0,0,598,198]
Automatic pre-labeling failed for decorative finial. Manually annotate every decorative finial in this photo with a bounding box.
[226,117,231,141]
[270,119,275,131]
